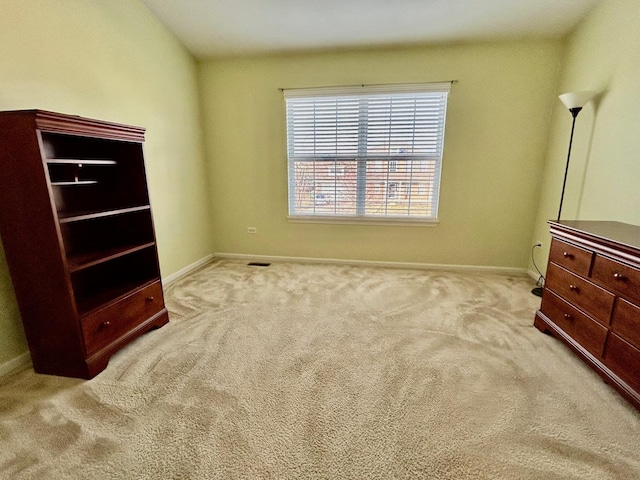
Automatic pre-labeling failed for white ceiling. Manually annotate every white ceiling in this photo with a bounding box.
[141,0,601,58]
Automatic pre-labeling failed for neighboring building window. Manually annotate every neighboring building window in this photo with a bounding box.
[387,181,399,199]
[328,163,346,176]
[284,82,450,222]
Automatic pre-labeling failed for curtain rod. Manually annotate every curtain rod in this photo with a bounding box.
[278,80,458,92]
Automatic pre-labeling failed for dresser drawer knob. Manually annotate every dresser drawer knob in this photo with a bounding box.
[569,284,578,291]
[562,252,573,259]
[145,296,155,303]
[613,273,625,281]
[564,313,572,320]
[101,321,111,328]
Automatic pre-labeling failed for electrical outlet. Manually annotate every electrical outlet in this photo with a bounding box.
[247,227,257,234]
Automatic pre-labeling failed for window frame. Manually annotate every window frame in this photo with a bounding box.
[284,83,451,225]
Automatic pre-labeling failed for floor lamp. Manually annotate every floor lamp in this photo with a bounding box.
[531,90,596,298]
[556,91,597,222]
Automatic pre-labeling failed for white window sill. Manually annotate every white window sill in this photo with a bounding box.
[287,215,440,227]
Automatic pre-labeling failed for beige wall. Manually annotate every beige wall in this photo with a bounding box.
[0,0,213,364]
[199,40,563,267]
[530,0,640,274]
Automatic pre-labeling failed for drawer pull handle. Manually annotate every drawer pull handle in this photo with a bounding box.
[145,296,155,303]
[569,284,578,291]
[564,313,572,320]
[562,252,573,259]
[613,273,625,281]
[101,321,111,328]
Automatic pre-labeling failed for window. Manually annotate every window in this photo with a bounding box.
[284,82,450,222]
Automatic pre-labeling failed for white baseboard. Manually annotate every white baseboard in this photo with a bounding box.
[0,351,31,377]
[527,269,541,281]
[162,254,215,285]
[214,252,528,276]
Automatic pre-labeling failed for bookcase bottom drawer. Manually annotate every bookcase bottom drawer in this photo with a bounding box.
[82,281,164,356]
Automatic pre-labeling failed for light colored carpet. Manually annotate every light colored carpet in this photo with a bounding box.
[1,259,640,479]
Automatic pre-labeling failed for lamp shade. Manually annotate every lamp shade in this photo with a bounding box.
[559,91,597,110]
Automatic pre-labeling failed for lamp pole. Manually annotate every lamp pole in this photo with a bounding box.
[557,106,582,222]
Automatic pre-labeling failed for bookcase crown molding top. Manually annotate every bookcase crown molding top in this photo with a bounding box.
[535,220,640,411]
[0,110,168,379]
[0,109,146,142]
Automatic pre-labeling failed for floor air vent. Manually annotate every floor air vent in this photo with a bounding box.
[248,262,271,267]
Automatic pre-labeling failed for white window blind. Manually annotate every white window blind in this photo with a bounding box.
[284,83,450,222]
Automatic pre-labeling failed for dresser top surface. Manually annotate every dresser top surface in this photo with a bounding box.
[551,220,640,252]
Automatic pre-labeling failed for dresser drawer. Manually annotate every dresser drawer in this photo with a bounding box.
[545,263,615,325]
[605,333,640,392]
[549,239,593,277]
[592,255,640,304]
[611,298,640,350]
[541,290,608,357]
[81,281,164,356]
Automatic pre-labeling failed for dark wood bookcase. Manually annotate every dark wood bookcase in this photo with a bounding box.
[0,110,169,378]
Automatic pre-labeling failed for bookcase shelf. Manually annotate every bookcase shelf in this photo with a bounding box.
[46,159,117,165]
[51,181,98,186]
[0,110,169,379]
[58,205,151,223]
[67,242,157,273]
[75,278,159,318]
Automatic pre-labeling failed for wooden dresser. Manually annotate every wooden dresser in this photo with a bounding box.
[0,110,169,379]
[535,220,640,409]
